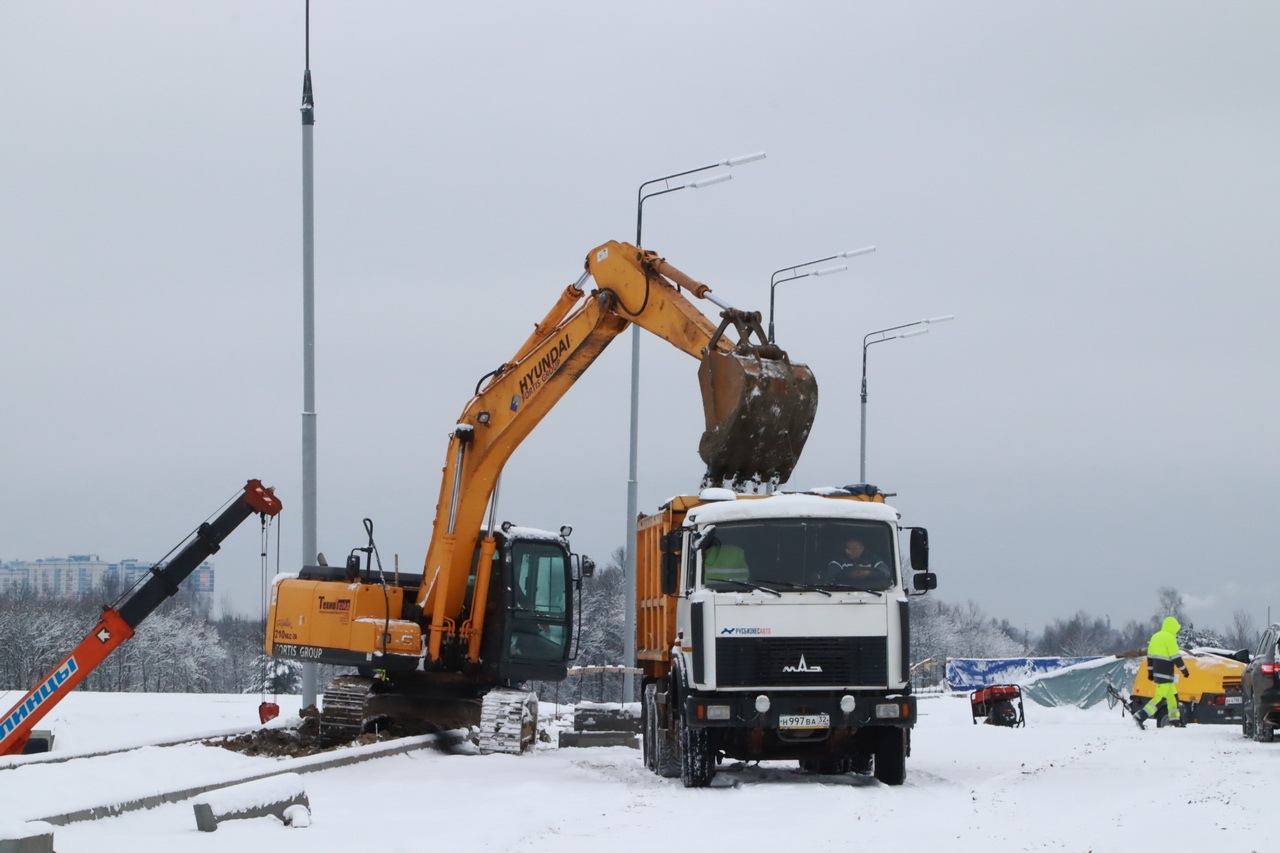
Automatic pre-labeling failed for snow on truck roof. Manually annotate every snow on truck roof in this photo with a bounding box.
[686,492,900,526]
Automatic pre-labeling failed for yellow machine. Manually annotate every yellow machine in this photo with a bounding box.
[267,241,819,752]
[1130,649,1246,725]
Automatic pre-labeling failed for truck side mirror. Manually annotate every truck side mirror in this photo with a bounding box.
[580,555,596,578]
[345,553,361,581]
[661,553,680,596]
[660,529,683,596]
[913,572,938,592]
[909,527,929,573]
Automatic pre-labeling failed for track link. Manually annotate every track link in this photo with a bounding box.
[476,689,538,755]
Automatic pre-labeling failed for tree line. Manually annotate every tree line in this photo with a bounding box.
[0,582,285,695]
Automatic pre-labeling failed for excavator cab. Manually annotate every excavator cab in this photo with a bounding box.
[697,309,818,487]
[476,528,577,683]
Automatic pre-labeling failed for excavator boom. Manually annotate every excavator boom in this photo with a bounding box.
[419,242,817,641]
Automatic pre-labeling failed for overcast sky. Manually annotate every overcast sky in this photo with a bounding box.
[2,2,1278,637]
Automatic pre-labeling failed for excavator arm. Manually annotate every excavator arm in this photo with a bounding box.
[421,241,817,661]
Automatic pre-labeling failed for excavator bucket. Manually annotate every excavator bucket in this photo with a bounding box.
[698,344,818,487]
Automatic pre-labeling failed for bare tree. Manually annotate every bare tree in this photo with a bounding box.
[1155,587,1186,625]
[1224,609,1260,652]
[1039,611,1115,656]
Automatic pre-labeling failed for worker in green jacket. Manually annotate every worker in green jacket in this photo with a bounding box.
[1134,616,1190,729]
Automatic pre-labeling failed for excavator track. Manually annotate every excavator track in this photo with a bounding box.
[320,675,376,745]
[476,689,538,755]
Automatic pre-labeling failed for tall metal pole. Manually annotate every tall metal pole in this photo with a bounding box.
[300,4,319,710]
[859,344,869,484]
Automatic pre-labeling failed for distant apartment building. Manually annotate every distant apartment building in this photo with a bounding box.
[0,555,214,606]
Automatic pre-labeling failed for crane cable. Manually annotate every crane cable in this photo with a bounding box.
[258,511,281,722]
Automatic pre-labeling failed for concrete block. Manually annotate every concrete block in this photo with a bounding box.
[21,731,54,755]
[191,772,309,832]
[0,821,54,853]
[558,731,640,749]
[572,703,642,733]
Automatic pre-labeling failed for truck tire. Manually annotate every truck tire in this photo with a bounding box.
[657,723,681,779]
[645,683,680,778]
[873,727,907,786]
[642,684,658,772]
[679,714,715,788]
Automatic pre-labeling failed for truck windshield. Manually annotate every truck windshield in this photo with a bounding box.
[700,519,896,592]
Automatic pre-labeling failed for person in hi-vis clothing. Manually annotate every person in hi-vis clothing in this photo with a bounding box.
[1134,616,1190,729]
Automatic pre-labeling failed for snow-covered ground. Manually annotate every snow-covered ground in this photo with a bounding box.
[0,691,1270,852]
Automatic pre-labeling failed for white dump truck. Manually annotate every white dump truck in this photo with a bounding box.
[635,486,936,787]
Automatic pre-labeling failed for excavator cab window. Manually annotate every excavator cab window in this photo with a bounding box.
[506,540,572,664]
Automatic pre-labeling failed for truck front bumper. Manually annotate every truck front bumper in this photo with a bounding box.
[683,690,915,731]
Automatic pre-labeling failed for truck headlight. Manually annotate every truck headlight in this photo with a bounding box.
[706,704,731,721]
[874,703,902,719]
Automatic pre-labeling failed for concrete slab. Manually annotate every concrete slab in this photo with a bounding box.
[191,773,309,832]
[558,731,640,749]
[0,821,54,853]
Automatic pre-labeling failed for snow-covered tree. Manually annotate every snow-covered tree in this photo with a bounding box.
[243,654,303,695]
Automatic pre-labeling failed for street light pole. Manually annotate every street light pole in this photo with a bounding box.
[299,1,319,711]
[860,315,954,483]
[623,152,765,702]
[767,246,875,344]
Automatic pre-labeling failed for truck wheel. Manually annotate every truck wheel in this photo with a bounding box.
[679,714,715,788]
[873,728,907,786]
[642,684,658,772]
[648,683,680,778]
[657,717,681,779]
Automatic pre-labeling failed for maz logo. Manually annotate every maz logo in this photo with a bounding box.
[782,654,823,673]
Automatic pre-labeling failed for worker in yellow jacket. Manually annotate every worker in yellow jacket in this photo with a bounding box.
[1134,616,1190,729]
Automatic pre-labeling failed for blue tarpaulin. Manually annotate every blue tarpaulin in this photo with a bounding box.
[946,657,1101,691]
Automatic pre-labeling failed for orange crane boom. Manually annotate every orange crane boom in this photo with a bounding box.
[0,480,282,756]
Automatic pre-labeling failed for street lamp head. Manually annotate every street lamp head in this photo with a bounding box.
[897,327,931,340]
[922,314,955,324]
[810,264,848,277]
[839,246,877,259]
[688,173,732,189]
[723,151,767,167]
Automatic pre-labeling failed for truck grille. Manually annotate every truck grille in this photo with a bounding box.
[714,636,888,687]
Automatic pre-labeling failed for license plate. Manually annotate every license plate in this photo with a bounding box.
[778,713,829,729]
[1226,696,1242,705]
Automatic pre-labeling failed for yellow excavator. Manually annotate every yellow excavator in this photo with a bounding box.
[266,241,818,751]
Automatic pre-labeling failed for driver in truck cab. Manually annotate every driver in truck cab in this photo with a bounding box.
[703,540,750,586]
[825,533,893,590]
